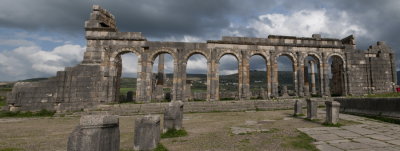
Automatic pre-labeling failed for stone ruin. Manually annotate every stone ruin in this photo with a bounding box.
[5,5,397,112]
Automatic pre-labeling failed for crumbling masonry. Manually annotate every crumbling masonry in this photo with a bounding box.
[6,6,397,111]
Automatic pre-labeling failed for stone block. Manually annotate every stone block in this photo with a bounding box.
[325,101,340,124]
[294,100,303,116]
[67,115,119,151]
[306,98,318,120]
[164,101,184,132]
[134,115,161,151]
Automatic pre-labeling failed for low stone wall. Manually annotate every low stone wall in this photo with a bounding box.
[334,98,400,118]
[92,99,300,115]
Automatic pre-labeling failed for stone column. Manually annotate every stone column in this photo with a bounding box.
[306,98,318,120]
[271,56,279,97]
[297,53,304,97]
[136,54,146,102]
[325,101,340,124]
[206,60,213,101]
[209,58,219,101]
[309,60,317,95]
[157,54,165,85]
[163,101,184,132]
[134,115,161,151]
[322,53,331,96]
[240,52,250,100]
[67,115,120,151]
[266,60,272,98]
[294,100,303,116]
[145,56,154,102]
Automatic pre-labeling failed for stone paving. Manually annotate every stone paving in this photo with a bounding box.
[298,112,400,151]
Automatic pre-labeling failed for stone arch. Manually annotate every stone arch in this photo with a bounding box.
[274,52,297,64]
[326,53,346,96]
[304,52,322,64]
[326,53,345,65]
[108,47,142,103]
[217,50,241,62]
[249,50,269,63]
[248,51,269,99]
[184,50,210,62]
[303,53,323,96]
[110,47,141,62]
[148,47,178,63]
[183,51,210,101]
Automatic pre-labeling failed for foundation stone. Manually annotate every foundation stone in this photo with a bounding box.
[325,101,341,124]
[164,101,184,132]
[67,115,120,151]
[306,98,318,120]
[133,115,161,151]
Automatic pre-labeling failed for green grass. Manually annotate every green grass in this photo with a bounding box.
[0,109,55,118]
[153,143,168,151]
[348,92,400,98]
[322,122,343,127]
[0,96,6,107]
[161,129,188,138]
[219,98,236,101]
[293,113,305,117]
[282,132,318,151]
[0,148,24,151]
[0,88,12,91]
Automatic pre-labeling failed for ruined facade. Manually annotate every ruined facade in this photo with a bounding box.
[6,6,397,111]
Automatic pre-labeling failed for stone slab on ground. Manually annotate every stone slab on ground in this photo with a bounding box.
[299,112,400,151]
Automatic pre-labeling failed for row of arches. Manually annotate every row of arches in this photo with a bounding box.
[113,49,345,102]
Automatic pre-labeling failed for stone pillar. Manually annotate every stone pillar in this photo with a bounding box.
[67,115,120,151]
[240,52,251,100]
[145,57,154,102]
[271,57,279,97]
[209,58,219,101]
[306,98,318,120]
[297,53,304,97]
[325,101,340,124]
[309,60,317,95]
[304,65,310,97]
[294,100,303,116]
[134,115,161,151]
[281,85,289,97]
[266,61,272,98]
[136,54,147,102]
[322,53,330,96]
[163,101,184,132]
[157,54,165,85]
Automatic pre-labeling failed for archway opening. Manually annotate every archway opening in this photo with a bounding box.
[328,55,345,96]
[219,54,239,100]
[304,56,321,97]
[277,55,295,96]
[115,52,138,103]
[249,55,267,99]
[186,54,208,101]
[152,53,174,102]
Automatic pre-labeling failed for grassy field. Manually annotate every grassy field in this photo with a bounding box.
[0,110,330,151]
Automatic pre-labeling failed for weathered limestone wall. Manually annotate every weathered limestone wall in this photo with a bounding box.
[5,5,397,112]
[335,98,400,118]
[92,99,300,115]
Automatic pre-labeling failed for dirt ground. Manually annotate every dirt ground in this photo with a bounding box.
[0,110,326,151]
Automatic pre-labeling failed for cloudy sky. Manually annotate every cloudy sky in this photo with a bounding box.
[0,0,399,81]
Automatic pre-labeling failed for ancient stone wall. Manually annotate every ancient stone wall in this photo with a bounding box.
[335,98,400,118]
[5,5,397,112]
